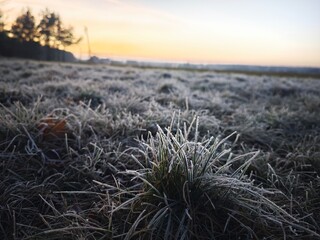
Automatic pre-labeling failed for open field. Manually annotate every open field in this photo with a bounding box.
[0,58,320,239]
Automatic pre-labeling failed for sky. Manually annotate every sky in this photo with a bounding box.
[2,0,320,67]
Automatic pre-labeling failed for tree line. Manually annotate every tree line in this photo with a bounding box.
[0,8,81,50]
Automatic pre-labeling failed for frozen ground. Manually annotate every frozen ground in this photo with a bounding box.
[0,58,319,239]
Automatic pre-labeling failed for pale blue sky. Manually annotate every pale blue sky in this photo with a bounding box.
[4,0,320,66]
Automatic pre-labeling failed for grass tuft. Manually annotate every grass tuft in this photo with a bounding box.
[112,117,319,239]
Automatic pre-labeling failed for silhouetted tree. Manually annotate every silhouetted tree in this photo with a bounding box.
[56,25,82,49]
[10,9,36,41]
[1,6,81,61]
[37,8,60,47]
[37,9,81,49]
[0,10,4,32]
[0,0,8,33]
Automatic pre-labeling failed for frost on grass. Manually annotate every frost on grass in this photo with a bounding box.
[111,117,319,239]
[0,58,319,239]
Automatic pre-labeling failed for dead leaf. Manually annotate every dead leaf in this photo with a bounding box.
[38,117,68,139]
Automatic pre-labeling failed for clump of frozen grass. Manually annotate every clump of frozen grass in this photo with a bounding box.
[112,116,319,239]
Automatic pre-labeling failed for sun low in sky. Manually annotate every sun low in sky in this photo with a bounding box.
[3,0,320,67]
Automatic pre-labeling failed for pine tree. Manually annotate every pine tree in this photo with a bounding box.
[37,8,60,47]
[56,25,82,49]
[10,9,36,42]
[37,8,82,49]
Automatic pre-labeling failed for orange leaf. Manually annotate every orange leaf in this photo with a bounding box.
[38,117,68,139]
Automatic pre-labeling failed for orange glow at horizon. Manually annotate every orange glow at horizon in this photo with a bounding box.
[3,0,320,67]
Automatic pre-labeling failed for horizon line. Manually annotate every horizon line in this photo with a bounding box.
[78,54,320,69]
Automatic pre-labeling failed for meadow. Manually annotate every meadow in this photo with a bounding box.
[0,58,319,239]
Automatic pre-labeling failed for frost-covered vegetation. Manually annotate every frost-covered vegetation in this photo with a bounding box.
[0,58,319,239]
